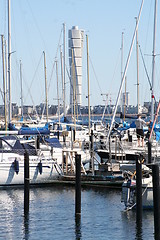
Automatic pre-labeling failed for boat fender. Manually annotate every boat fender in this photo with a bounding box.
[14,158,19,174]
[38,161,42,174]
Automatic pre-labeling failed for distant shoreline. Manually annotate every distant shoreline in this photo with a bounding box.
[8,113,148,122]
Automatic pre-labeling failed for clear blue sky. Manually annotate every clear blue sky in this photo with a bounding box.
[0,0,160,109]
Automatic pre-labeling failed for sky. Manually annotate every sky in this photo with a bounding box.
[0,0,160,109]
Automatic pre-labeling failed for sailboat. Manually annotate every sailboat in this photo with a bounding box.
[0,0,67,188]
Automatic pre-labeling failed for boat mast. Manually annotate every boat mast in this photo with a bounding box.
[60,46,64,119]
[86,34,90,134]
[106,0,144,144]
[151,0,157,122]
[5,39,8,122]
[1,35,7,130]
[72,49,76,126]
[124,77,127,121]
[120,31,124,122]
[63,23,66,117]
[43,51,48,123]
[8,0,12,123]
[56,60,60,124]
[136,17,140,114]
[20,60,23,119]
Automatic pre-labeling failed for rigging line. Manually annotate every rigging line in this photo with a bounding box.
[47,61,56,91]
[89,48,121,103]
[139,44,152,90]
[89,55,111,107]
[139,45,157,111]
[48,28,63,90]
[24,52,43,102]
[26,0,52,63]
[89,56,102,94]
[21,67,39,118]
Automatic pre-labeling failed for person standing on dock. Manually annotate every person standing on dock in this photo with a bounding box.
[135,114,148,147]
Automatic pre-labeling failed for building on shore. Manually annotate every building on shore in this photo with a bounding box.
[68,26,84,110]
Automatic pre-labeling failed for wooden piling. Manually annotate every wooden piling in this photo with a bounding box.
[24,151,30,213]
[152,164,160,239]
[136,157,142,224]
[75,154,81,215]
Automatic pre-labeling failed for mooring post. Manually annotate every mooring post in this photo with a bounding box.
[90,130,94,174]
[148,140,152,164]
[75,154,81,215]
[136,156,142,224]
[152,164,160,239]
[57,130,59,140]
[71,127,73,150]
[24,150,30,213]
[36,135,40,150]
[75,214,81,239]
[73,129,76,142]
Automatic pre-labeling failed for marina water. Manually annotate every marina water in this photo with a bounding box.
[0,186,155,239]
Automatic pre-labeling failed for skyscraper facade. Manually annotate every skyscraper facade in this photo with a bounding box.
[68,26,84,108]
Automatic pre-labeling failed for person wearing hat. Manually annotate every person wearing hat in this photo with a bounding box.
[135,113,148,147]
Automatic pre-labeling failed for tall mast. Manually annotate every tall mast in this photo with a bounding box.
[72,49,76,126]
[20,60,23,118]
[5,40,8,122]
[86,35,90,134]
[1,35,7,130]
[63,23,66,117]
[8,0,12,123]
[124,77,127,121]
[151,0,157,121]
[120,31,124,121]
[136,17,140,114]
[56,60,60,123]
[60,46,64,118]
[43,51,48,122]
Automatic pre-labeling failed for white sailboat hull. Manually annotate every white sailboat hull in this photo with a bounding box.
[0,153,61,187]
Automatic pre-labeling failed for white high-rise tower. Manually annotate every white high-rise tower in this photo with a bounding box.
[68,26,84,108]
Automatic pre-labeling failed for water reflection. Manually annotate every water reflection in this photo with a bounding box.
[136,206,143,240]
[135,219,143,240]
[23,212,30,240]
[0,187,155,239]
[75,214,82,240]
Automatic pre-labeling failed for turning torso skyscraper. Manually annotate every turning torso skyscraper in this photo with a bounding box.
[68,26,84,109]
